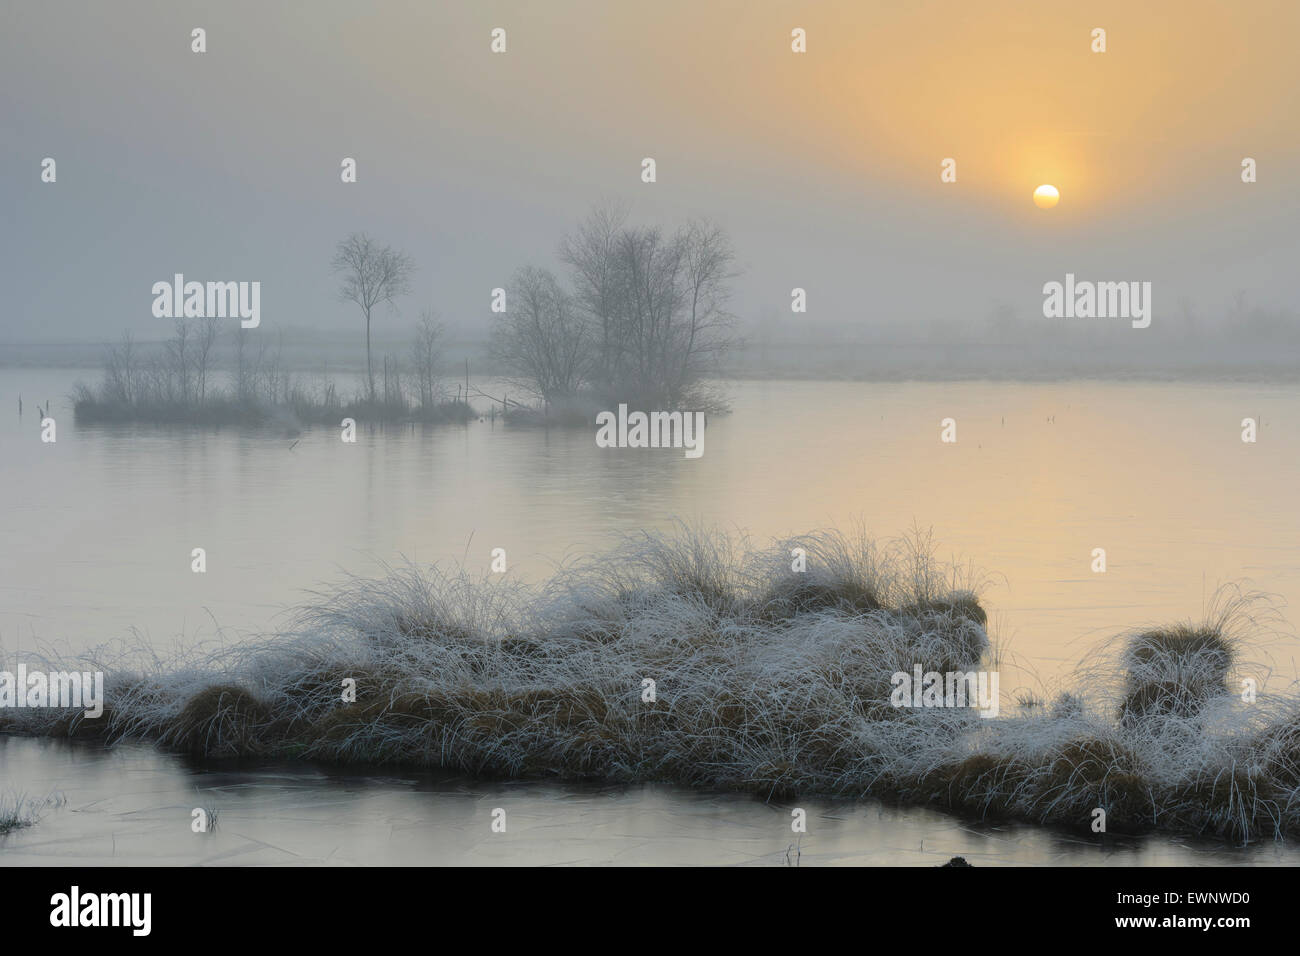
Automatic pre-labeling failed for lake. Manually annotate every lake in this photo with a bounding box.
[3,367,1300,863]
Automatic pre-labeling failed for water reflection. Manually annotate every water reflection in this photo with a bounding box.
[4,369,1298,693]
[1,737,1292,866]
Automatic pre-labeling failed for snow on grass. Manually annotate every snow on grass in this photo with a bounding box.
[2,524,1295,841]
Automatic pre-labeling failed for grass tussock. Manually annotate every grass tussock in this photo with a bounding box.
[0,791,62,836]
[73,384,475,428]
[4,525,1298,843]
[1117,610,1241,724]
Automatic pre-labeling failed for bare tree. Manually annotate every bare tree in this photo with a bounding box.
[102,331,138,405]
[491,204,739,409]
[615,226,685,398]
[381,354,404,407]
[165,318,193,404]
[555,204,738,405]
[492,266,590,404]
[559,199,629,390]
[413,309,445,409]
[193,315,220,406]
[331,232,416,401]
[669,220,737,402]
[234,326,251,403]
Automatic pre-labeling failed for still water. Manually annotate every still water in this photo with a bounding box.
[3,367,1299,863]
[4,369,1298,676]
[3,736,1297,866]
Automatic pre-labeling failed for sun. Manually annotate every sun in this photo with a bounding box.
[1033,184,1060,209]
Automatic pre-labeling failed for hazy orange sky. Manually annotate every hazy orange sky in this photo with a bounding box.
[3,0,1297,341]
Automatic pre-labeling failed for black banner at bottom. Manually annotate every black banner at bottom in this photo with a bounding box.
[0,864,1271,941]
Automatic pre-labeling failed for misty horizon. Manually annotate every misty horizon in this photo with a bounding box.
[3,0,1298,364]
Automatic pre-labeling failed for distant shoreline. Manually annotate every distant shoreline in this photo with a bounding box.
[5,340,1299,384]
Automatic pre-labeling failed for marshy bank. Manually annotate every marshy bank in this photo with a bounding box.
[4,736,1295,866]
[73,386,474,428]
[68,346,715,430]
[71,372,473,429]
[4,526,1299,845]
[69,322,475,427]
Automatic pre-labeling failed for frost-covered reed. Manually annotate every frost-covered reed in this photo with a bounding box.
[3,525,1297,842]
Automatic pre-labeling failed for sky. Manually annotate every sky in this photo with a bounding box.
[2,0,1297,345]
